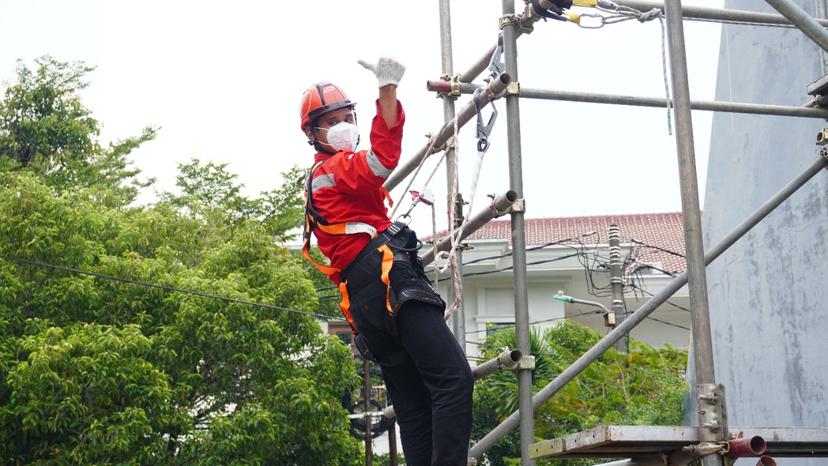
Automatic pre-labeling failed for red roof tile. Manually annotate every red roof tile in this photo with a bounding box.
[464,212,687,273]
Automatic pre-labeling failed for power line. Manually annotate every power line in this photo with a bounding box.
[1,255,332,320]
[464,310,599,335]
[427,252,582,283]
[629,238,686,259]
[458,236,580,267]
[628,283,691,313]
[644,315,691,331]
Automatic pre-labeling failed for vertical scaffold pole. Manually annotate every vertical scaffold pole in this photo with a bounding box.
[816,0,828,72]
[438,0,466,350]
[500,1,535,464]
[664,2,725,465]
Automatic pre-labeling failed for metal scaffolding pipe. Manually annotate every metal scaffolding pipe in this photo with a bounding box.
[458,0,569,82]
[421,190,517,266]
[468,155,828,459]
[472,348,523,380]
[618,0,828,27]
[458,1,828,86]
[665,2,722,463]
[765,0,828,51]
[728,436,768,458]
[501,0,535,463]
[383,73,511,191]
[426,81,828,119]
[460,44,498,83]
[439,0,467,348]
[383,348,522,420]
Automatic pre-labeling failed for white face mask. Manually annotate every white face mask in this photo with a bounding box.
[325,122,360,152]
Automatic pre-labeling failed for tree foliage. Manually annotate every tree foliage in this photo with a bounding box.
[472,321,688,466]
[0,58,362,464]
[0,56,156,208]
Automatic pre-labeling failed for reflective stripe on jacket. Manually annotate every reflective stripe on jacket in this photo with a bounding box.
[310,99,405,283]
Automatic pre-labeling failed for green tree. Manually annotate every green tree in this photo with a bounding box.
[0,169,362,465]
[0,57,362,464]
[473,321,687,466]
[160,158,339,317]
[161,158,306,242]
[0,56,156,208]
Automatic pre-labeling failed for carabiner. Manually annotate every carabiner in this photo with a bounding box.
[574,13,606,29]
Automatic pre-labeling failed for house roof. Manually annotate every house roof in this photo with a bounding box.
[464,212,687,274]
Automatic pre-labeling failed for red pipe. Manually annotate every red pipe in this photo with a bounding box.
[728,436,767,458]
[756,456,776,466]
[426,80,453,94]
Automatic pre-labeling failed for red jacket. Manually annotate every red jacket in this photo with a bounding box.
[309,99,405,283]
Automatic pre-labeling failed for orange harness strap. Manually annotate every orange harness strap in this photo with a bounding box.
[302,213,341,278]
[337,281,357,334]
[377,244,395,314]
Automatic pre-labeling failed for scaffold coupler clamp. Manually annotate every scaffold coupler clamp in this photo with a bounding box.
[499,13,520,31]
[509,198,526,214]
[697,383,729,444]
[516,354,535,370]
[821,146,828,166]
[816,128,828,146]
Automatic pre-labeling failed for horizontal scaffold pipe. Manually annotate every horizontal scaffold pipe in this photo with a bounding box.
[425,81,828,119]
[618,0,828,27]
[420,190,518,266]
[460,1,828,83]
[471,348,523,380]
[469,155,828,459]
[382,73,511,192]
[383,348,522,419]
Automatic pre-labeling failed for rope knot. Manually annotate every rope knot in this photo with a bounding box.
[638,8,661,23]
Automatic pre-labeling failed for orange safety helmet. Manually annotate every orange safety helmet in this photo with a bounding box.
[300,81,355,130]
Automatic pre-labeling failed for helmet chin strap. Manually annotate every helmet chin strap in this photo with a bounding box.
[313,140,337,155]
[308,126,337,155]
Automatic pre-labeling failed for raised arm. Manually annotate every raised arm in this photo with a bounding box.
[359,57,405,128]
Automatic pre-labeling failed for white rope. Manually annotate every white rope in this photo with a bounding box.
[430,202,439,289]
[388,133,441,219]
[578,5,673,135]
[442,89,497,320]
[442,104,464,320]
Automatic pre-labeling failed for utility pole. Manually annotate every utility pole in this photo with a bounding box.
[608,224,627,353]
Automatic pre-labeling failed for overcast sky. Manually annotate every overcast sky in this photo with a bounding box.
[1,0,726,234]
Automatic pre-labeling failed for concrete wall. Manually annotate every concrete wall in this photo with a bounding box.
[697,1,828,463]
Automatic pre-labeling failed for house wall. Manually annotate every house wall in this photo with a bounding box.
[696,1,828,462]
[438,241,691,360]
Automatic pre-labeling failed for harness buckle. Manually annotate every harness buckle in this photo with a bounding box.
[385,222,403,237]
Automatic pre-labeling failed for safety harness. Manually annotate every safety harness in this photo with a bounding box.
[302,159,397,334]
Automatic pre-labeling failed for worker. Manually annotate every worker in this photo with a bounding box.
[300,57,473,466]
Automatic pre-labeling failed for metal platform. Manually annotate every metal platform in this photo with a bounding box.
[528,425,828,460]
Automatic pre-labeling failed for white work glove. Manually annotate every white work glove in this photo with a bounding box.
[358,57,406,88]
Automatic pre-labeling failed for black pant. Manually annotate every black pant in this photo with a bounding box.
[346,250,473,466]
